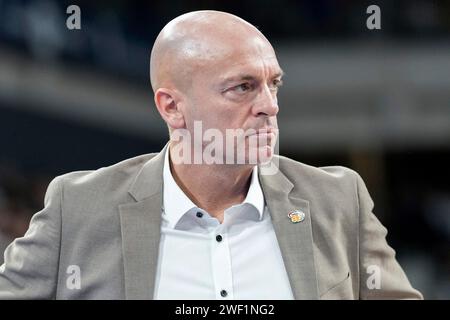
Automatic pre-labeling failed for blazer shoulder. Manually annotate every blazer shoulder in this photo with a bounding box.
[276,154,359,183]
[52,153,159,193]
[274,155,363,208]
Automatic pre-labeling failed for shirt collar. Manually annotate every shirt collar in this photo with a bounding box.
[163,146,198,229]
[241,164,265,220]
[162,146,265,229]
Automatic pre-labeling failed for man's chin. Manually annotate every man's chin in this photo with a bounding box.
[261,146,276,164]
[248,145,275,165]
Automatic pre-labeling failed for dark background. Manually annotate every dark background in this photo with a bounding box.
[0,0,449,299]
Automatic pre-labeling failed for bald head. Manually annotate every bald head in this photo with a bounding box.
[150,10,274,93]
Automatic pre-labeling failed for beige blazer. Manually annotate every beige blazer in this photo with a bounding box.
[0,144,423,299]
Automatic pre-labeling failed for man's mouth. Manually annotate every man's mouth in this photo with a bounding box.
[246,127,278,137]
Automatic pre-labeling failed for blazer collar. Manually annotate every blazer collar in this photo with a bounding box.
[128,143,168,202]
[119,143,167,299]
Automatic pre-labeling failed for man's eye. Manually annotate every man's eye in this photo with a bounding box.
[270,79,283,90]
[233,83,251,92]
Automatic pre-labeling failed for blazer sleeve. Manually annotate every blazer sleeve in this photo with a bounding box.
[0,176,62,299]
[355,172,423,299]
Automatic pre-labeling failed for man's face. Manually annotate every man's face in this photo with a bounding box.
[181,36,282,164]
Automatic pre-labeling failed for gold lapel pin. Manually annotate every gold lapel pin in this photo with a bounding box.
[288,210,305,223]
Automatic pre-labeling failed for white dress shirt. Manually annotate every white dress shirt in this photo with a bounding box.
[153,148,294,300]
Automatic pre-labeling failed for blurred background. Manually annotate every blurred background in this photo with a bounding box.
[0,0,449,299]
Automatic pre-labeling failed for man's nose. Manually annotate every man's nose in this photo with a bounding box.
[253,84,279,117]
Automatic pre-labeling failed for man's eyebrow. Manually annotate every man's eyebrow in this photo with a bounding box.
[221,74,256,83]
[221,70,284,84]
[275,69,285,78]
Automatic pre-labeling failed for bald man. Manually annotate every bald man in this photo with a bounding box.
[0,11,422,300]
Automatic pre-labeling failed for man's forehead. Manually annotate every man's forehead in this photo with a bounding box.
[214,55,282,80]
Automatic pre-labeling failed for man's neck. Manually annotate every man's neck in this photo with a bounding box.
[168,145,254,223]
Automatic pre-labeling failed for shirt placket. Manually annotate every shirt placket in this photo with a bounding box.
[210,223,234,299]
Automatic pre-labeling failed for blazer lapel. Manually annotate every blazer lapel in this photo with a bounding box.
[119,144,168,299]
[259,162,319,300]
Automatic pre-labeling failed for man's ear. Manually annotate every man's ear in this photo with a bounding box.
[154,88,186,130]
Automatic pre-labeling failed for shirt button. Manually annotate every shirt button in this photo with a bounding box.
[220,289,228,297]
[216,235,223,242]
[196,212,203,218]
